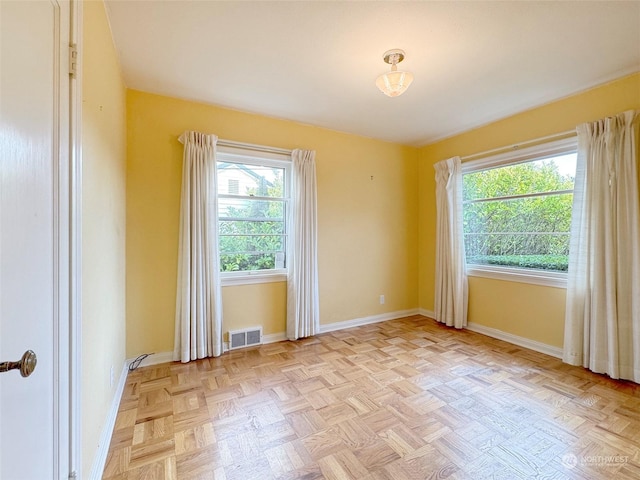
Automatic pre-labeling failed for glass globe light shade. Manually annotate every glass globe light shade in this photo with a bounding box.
[376,68,414,97]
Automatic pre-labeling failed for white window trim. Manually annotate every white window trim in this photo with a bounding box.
[466,264,567,288]
[461,136,577,173]
[462,136,577,288]
[217,144,292,164]
[217,144,292,286]
[221,270,287,286]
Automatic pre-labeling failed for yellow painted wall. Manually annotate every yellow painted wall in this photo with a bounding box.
[126,91,419,357]
[419,73,640,348]
[81,0,127,475]
[222,282,287,337]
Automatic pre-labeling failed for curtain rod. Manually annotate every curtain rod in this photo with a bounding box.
[460,129,576,162]
[217,139,292,156]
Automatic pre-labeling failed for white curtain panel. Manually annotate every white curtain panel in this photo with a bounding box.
[564,110,640,382]
[287,149,320,340]
[173,131,223,362]
[434,157,468,328]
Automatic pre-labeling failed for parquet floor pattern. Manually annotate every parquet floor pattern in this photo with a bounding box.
[103,316,640,479]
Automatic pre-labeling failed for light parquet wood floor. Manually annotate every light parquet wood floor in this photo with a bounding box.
[103,316,640,479]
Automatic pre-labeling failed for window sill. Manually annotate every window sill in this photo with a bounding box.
[221,270,287,286]
[466,264,567,288]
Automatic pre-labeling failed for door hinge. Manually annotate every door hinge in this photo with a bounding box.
[68,471,77,480]
[69,44,78,78]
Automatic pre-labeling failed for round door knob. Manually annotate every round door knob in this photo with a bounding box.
[0,350,37,377]
[19,350,37,377]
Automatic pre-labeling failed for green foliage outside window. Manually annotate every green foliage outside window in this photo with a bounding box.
[218,166,286,272]
[463,156,575,272]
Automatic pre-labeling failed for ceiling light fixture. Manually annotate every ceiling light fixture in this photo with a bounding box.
[375,49,414,97]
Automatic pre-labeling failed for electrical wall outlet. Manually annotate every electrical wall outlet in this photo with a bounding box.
[379,294,385,305]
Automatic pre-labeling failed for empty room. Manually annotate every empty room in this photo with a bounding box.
[2,1,638,479]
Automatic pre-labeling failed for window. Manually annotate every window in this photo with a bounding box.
[216,146,291,284]
[462,138,577,287]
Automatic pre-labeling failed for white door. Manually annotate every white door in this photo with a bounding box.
[0,0,71,478]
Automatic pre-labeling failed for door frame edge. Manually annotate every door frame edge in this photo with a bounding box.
[68,0,83,478]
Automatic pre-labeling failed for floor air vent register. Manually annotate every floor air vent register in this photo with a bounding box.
[228,326,263,350]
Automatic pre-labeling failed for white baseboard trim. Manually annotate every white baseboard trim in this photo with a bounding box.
[263,332,287,344]
[418,308,435,319]
[319,308,420,334]
[133,311,423,364]
[416,309,562,359]
[466,322,563,359]
[88,360,129,480]
[128,351,174,368]
[230,309,423,346]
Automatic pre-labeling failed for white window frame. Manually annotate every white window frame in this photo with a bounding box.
[461,137,577,288]
[217,144,291,286]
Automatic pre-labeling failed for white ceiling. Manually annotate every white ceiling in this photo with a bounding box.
[104,1,640,146]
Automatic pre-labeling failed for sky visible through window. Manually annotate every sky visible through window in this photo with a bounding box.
[552,153,577,178]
